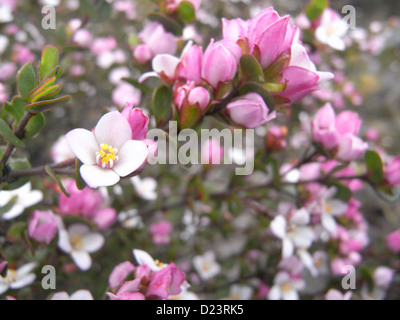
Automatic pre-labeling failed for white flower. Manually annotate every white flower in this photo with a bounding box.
[227,284,253,300]
[193,251,221,281]
[315,8,349,51]
[118,209,143,229]
[268,271,305,300]
[51,289,94,300]
[133,248,163,272]
[58,224,104,271]
[0,262,37,295]
[308,187,348,233]
[270,208,315,259]
[66,111,149,188]
[0,5,13,24]
[170,287,199,300]
[0,182,43,220]
[131,176,157,201]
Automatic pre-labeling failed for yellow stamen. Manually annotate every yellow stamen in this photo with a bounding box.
[282,283,292,293]
[71,235,84,250]
[96,144,118,168]
[154,259,165,268]
[326,204,332,214]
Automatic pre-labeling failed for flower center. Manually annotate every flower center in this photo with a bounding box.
[154,259,165,268]
[71,235,84,250]
[96,144,118,169]
[202,263,210,271]
[325,204,332,214]
[5,269,17,282]
[282,283,292,293]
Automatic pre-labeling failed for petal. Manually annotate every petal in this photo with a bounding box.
[51,292,70,300]
[270,215,286,239]
[70,290,94,300]
[65,129,98,165]
[133,249,161,271]
[322,213,337,233]
[16,262,37,277]
[80,164,120,188]
[71,250,92,271]
[81,233,105,253]
[282,237,294,258]
[58,229,72,253]
[282,289,299,300]
[267,286,281,300]
[1,204,24,220]
[68,223,90,237]
[112,140,149,177]
[21,190,43,208]
[10,274,36,289]
[94,111,132,150]
[152,54,180,79]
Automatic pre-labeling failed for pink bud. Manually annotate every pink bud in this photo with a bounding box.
[201,39,242,88]
[187,86,210,112]
[312,103,339,150]
[121,104,149,140]
[73,29,93,48]
[386,229,400,253]
[92,207,117,230]
[149,220,173,245]
[133,44,153,64]
[384,157,400,188]
[177,42,203,84]
[139,21,177,56]
[28,210,58,244]
[226,92,276,128]
[335,111,362,136]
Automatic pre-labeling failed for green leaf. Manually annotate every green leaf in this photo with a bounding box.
[24,95,71,114]
[7,222,27,239]
[2,158,31,190]
[25,113,46,139]
[328,180,352,202]
[305,0,329,22]
[263,53,290,80]
[4,97,26,123]
[31,85,62,103]
[44,165,70,197]
[148,12,183,36]
[177,1,195,23]
[239,54,264,82]
[365,150,384,185]
[179,105,201,129]
[238,81,275,111]
[75,159,86,190]
[17,63,37,101]
[0,196,17,217]
[152,85,173,127]
[264,82,286,93]
[39,45,59,82]
[0,118,25,148]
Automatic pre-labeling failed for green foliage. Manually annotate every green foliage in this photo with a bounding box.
[39,45,59,82]
[0,118,25,149]
[177,1,196,24]
[365,150,384,185]
[239,54,264,83]
[17,63,37,102]
[305,0,329,21]
[152,85,173,127]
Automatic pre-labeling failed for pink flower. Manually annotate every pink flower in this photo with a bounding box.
[0,62,16,81]
[91,37,117,56]
[108,261,136,291]
[201,39,242,89]
[28,210,58,244]
[150,220,173,245]
[112,83,141,107]
[121,105,149,140]
[72,29,93,48]
[66,111,149,188]
[384,157,400,187]
[133,44,153,64]
[386,230,400,253]
[147,263,185,299]
[176,42,203,85]
[226,93,276,128]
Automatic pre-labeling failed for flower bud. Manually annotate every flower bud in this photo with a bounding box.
[28,210,58,244]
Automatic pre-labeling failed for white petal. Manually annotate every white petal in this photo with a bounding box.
[58,229,72,253]
[16,262,37,277]
[267,286,281,300]
[328,200,348,216]
[282,289,299,300]
[20,190,43,208]
[10,274,36,289]
[80,164,120,188]
[1,204,24,220]
[112,140,149,177]
[51,292,70,300]
[322,213,337,233]
[152,54,180,79]
[290,208,310,226]
[282,237,294,258]
[292,227,314,248]
[133,249,160,271]
[71,250,92,271]
[138,71,158,83]
[81,233,104,253]
[68,223,90,237]
[94,111,132,150]
[270,215,286,239]
[65,129,98,165]
[70,290,94,300]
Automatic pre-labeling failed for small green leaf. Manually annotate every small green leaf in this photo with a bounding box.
[4,97,26,123]
[39,45,59,82]
[17,63,37,101]
[7,222,27,239]
[31,85,62,103]
[177,1,195,23]
[365,150,384,185]
[239,54,264,82]
[25,113,46,139]
[179,105,201,129]
[75,159,86,190]
[152,85,173,127]
[263,54,290,80]
[44,165,70,197]
[264,82,286,93]
[0,118,25,148]
[305,0,329,22]
[24,95,71,114]
[238,81,275,111]
[148,12,183,36]
[328,180,352,202]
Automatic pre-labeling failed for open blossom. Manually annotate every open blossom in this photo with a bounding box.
[0,182,43,220]
[58,223,105,271]
[193,251,221,280]
[51,290,94,300]
[226,92,276,128]
[325,289,352,300]
[66,111,149,188]
[315,8,349,51]
[0,262,37,296]
[312,103,368,161]
[131,176,157,201]
[268,271,305,300]
[270,208,314,258]
[28,210,58,244]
